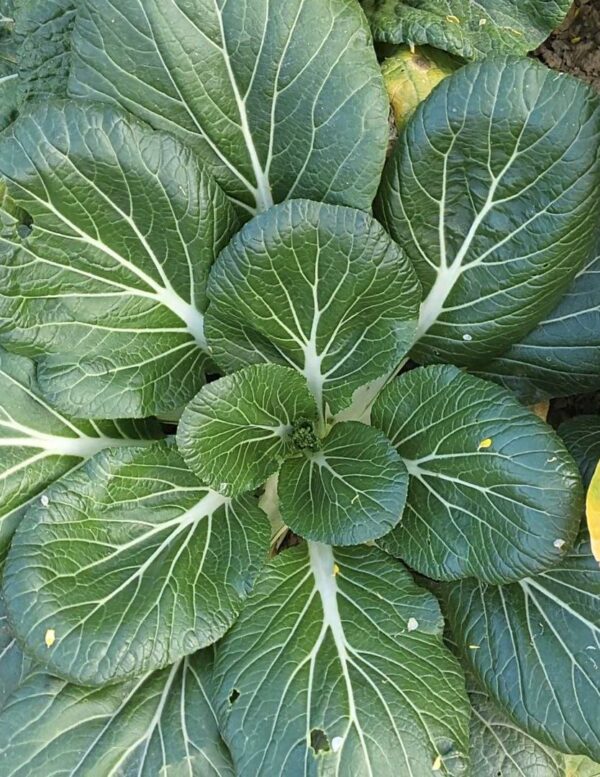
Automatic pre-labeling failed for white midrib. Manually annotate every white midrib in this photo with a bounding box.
[303,338,325,431]
[0,432,152,459]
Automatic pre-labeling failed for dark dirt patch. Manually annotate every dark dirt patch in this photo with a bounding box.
[536,0,600,91]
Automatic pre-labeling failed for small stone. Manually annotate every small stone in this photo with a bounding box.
[331,736,344,753]
[407,617,419,632]
[462,333,472,341]
[553,539,566,550]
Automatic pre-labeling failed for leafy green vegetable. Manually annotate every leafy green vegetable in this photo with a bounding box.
[69,0,389,215]
[559,416,600,489]
[362,0,572,59]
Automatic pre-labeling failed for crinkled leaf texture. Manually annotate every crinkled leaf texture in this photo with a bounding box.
[377,57,600,367]
[442,533,600,760]
[69,0,389,215]
[0,347,161,555]
[206,199,421,418]
[476,246,600,402]
[214,542,470,777]
[0,646,234,776]
[361,0,572,59]
[278,421,408,545]
[178,364,318,497]
[0,100,240,418]
[0,595,31,713]
[560,416,600,489]
[372,364,583,583]
[2,439,269,685]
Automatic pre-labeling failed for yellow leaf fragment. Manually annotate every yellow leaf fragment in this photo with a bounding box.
[468,644,480,650]
[479,18,487,26]
[478,438,493,450]
[333,563,340,576]
[585,460,600,562]
[446,15,460,24]
[530,400,550,421]
[432,754,443,770]
[45,629,56,648]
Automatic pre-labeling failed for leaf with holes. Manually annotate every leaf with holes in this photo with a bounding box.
[0,649,234,777]
[214,542,470,776]
[178,364,318,497]
[205,199,421,420]
[361,0,573,60]
[0,347,161,555]
[442,533,600,760]
[377,57,600,367]
[371,364,584,583]
[0,100,240,418]
[2,439,269,685]
[278,421,408,545]
[68,0,389,215]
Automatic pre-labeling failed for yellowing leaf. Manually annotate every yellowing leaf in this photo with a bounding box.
[585,460,600,562]
[530,401,550,421]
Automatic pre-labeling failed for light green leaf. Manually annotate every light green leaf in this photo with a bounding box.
[178,364,318,497]
[69,0,388,215]
[0,100,240,418]
[467,674,565,777]
[278,421,408,545]
[3,439,269,685]
[205,199,421,420]
[214,542,470,776]
[566,755,600,777]
[15,0,76,102]
[361,0,572,59]
[377,57,600,367]
[372,364,584,583]
[0,651,234,777]
[0,347,160,555]
[442,534,600,760]
[475,249,600,402]
[559,416,600,490]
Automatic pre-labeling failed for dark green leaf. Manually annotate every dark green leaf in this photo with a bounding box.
[559,416,600,489]
[0,72,17,130]
[206,199,421,419]
[69,0,389,215]
[3,440,269,685]
[0,594,32,713]
[377,57,600,367]
[214,542,470,776]
[0,651,234,776]
[178,364,318,497]
[0,347,160,555]
[0,100,240,418]
[442,534,600,760]
[362,0,572,59]
[372,364,584,583]
[278,421,408,545]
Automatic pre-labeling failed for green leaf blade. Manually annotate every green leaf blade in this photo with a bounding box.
[214,542,470,776]
[372,364,584,583]
[2,440,269,685]
[279,421,408,545]
[178,364,318,497]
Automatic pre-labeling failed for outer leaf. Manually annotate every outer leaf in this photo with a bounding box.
[442,534,600,760]
[0,100,240,418]
[15,0,76,102]
[475,250,600,402]
[0,71,17,130]
[3,440,269,685]
[206,199,421,419]
[68,0,389,215]
[0,595,31,713]
[467,676,565,777]
[214,542,470,776]
[377,57,600,367]
[372,365,584,583]
[567,756,600,777]
[0,651,234,777]
[362,0,572,59]
[278,421,408,545]
[560,416,600,489]
[0,347,160,555]
[586,463,600,563]
[178,364,318,497]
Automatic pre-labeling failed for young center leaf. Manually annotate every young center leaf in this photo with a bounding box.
[178,364,318,497]
[205,199,421,421]
[68,0,389,215]
[371,365,584,583]
[278,421,408,545]
[475,246,600,402]
[2,440,269,685]
[0,649,234,777]
[442,533,600,760]
[0,100,240,419]
[362,0,572,60]
[377,57,600,367]
[0,347,161,555]
[214,543,470,777]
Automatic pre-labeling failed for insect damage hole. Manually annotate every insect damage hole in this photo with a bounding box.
[310,728,330,753]
[228,688,240,704]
